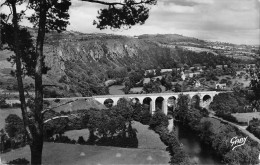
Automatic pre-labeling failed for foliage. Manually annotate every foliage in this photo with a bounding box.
[8,158,30,165]
[174,83,182,92]
[0,95,9,108]
[210,92,250,114]
[150,116,190,165]
[106,67,127,79]
[149,112,168,129]
[43,111,70,140]
[215,113,247,126]
[161,75,173,91]
[247,118,260,140]
[251,78,260,100]
[5,114,25,139]
[176,94,190,122]
[0,115,26,153]
[155,67,161,76]
[93,0,157,30]
[1,0,157,164]
[197,118,260,165]
[175,48,241,69]
[1,19,49,77]
[142,81,161,93]
[171,93,260,164]
[132,103,151,125]
[128,70,144,87]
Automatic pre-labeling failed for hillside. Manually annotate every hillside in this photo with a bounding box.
[0,30,249,97]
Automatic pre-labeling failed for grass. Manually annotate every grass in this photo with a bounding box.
[1,142,170,165]
[47,98,106,112]
[64,121,167,150]
[108,85,125,95]
[0,106,170,164]
[232,112,260,123]
[1,121,170,164]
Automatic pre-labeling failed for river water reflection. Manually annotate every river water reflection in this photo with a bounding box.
[175,122,223,165]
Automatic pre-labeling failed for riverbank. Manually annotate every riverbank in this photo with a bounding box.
[210,114,260,144]
[176,122,222,164]
[193,117,260,164]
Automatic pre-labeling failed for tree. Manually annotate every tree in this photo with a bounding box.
[1,0,157,164]
[155,67,161,76]
[176,94,190,122]
[5,114,25,138]
[174,83,182,92]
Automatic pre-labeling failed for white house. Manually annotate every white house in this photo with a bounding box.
[194,80,201,88]
[216,83,226,89]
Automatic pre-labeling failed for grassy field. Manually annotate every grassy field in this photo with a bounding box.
[1,121,170,164]
[108,85,125,95]
[0,106,170,164]
[64,121,167,150]
[1,142,170,165]
[47,98,106,112]
[232,112,260,123]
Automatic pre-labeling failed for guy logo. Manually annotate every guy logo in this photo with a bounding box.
[230,136,248,150]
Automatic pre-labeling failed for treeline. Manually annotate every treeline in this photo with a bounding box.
[175,48,241,68]
[175,94,260,164]
[210,91,257,125]
[2,98,190,165]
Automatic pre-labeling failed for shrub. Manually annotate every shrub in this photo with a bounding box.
[8,158,30,165]
[247,118,260,139]
[151,120,189,165]
[149,112,169,129]
[5,114,25,138]
[77,136,86,144]
[12,103,21,108]
[132,104,151,125]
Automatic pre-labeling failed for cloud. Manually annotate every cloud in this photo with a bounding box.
[162,0,214,6]
[152,2,196,13]
[66,0,259,45]
[2,0,258,45]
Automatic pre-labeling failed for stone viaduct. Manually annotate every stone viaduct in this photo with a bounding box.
[92,91,222,115]
[7,91,225,115]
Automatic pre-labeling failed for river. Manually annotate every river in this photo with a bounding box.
[175,122,223,165]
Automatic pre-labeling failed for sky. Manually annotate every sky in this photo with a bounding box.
[1,0,260,45]
[67,0,260,45]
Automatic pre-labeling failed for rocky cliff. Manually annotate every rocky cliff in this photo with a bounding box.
[41,32,183,96]
[0,30,226,97]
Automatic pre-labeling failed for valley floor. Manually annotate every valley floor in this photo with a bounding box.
[1,142,170,165]
[0,122,170,164]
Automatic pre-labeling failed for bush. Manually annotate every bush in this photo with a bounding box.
[132,104,151,125]
[198,118,260,164]
[5,114,25,138]
[77,136,86,144]
[8,158,30,165]
[149,112,169,129]
[247,118,260,140]
[215,113,246,125]
[151,120,189,165]
[140,111,152,125]
[12,103,21,108]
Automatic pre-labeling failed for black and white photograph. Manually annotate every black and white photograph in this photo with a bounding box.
[0,0,260,164]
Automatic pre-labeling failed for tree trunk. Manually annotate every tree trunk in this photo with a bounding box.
[10,0,33,144]
[32,0,47,164]
[30,136,43,165]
